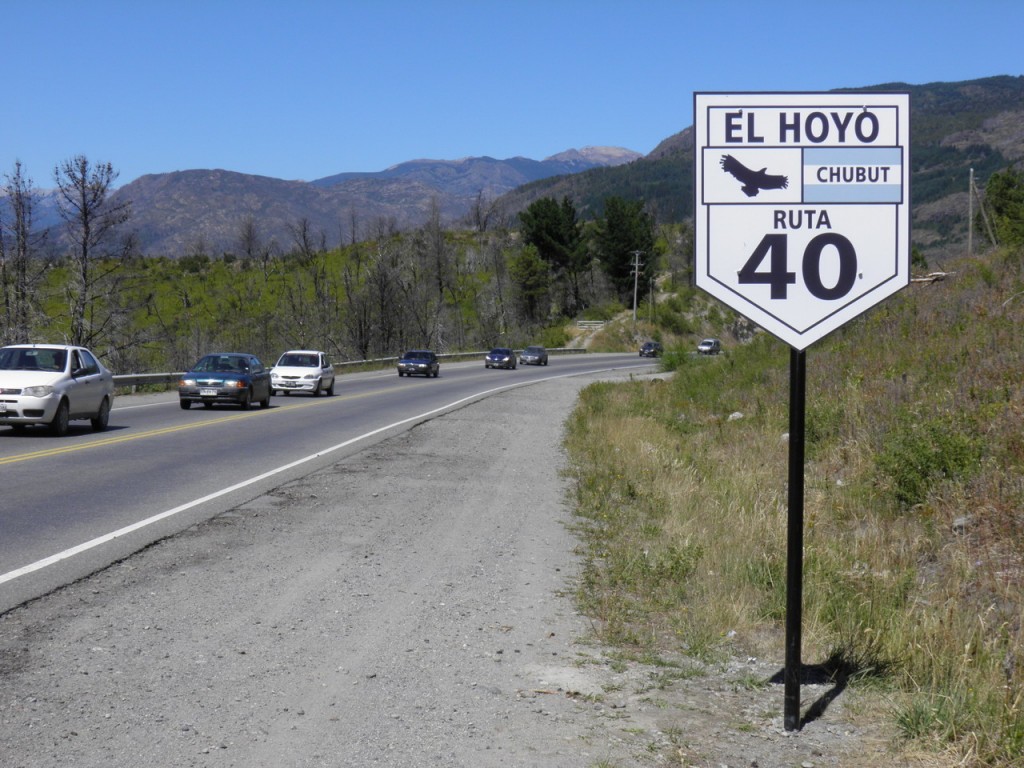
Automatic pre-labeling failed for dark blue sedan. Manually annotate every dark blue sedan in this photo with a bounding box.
[178,353,272,410]
[484,347,517,369]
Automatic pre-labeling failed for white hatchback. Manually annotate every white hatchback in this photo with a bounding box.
[697,338,722,355]
[0,344,115,435]
[270,350,335,396]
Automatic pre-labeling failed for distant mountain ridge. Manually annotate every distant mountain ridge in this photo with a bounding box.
[496,75,1024,256]
[311,146,640,193]
[10,76,1024,258]
[106,146,641,256]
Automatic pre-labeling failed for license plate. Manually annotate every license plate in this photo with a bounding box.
[200,388,217,397]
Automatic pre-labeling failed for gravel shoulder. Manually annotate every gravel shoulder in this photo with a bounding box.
[1,372,901,767]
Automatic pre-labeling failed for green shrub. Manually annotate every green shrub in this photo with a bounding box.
[539,324,570,348]
[805,398,845,457]
[875,412,982,508]
[652,301,695,335]
[581,301,626,321]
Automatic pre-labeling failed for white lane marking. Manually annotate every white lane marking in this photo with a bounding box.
[1,365,652,586]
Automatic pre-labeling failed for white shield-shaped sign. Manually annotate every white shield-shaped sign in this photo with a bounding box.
[694,92,911,350]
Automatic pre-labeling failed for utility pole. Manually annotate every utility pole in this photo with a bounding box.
[970,169,998,248]
[631,250,644,325]
[968,168,973,259]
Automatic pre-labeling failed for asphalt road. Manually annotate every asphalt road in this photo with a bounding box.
[0,356,893,768]
[0,353,657,615]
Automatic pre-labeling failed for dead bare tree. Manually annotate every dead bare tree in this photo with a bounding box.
[54,156,131,347]
[342,246,374,360]
[237,214,275,279]
[465,189,501,232]
[1,161,48,343]
[286,217,342,351]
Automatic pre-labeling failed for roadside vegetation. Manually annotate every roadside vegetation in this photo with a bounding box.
[1,156,692,376]
[563,238,1024,765]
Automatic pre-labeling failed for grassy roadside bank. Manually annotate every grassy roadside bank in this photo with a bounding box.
[563,248,1024,765]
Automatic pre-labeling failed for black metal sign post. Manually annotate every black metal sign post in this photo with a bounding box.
[784,347,806,730]
[693,91,910,732]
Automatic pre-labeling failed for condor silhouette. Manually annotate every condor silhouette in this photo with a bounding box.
[720,154,788,197]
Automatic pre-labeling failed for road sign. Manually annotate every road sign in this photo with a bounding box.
[694,92,910,350]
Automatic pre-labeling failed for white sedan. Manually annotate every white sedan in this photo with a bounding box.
[270,350,335,396]
[0,344,115,436]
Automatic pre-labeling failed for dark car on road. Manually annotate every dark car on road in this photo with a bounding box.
[519,345,549,366]
[397,350,440,377]
[179,353,272,410]
[484,347,517,369]
[639,341,662,358]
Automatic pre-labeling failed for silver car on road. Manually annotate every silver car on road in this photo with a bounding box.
[271,350,335,396]
[0,344,115,436]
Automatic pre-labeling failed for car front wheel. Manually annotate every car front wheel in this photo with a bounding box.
[326,378,335,396]
[49,399,70,437]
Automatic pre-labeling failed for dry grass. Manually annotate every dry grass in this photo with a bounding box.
[564,247,1024,765]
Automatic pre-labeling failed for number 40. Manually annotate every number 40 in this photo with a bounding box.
[737,233,857,300]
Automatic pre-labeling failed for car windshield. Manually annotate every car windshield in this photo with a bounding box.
[490,348,511,355]
[279,353,318,367]
[194,355,248,373]
[525,347,543,354]
[0,347,67,372]
[402,351,430,360]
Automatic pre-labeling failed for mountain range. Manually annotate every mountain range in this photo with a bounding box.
[11,75,1024,259]
[108,147,642,257]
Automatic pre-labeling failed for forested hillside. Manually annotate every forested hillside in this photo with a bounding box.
[0,158,689,376]
[499,75,1024,258]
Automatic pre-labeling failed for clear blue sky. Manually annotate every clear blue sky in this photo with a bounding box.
[3,0,1021,187]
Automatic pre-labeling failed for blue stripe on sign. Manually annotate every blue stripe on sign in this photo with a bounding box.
[805,184,903,203]
[805,147,902,164]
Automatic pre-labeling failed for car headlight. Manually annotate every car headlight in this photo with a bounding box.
[22,385,55,397]
[224,380,244,389]
[303,373,317,380]
[180,378,196,386]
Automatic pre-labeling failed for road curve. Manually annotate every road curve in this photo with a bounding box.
[0,353,657,614]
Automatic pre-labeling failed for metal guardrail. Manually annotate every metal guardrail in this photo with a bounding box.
[113,372,184,389]
[111,348,587,390]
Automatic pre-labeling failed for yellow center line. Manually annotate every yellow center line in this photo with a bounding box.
[0,390,381,466]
